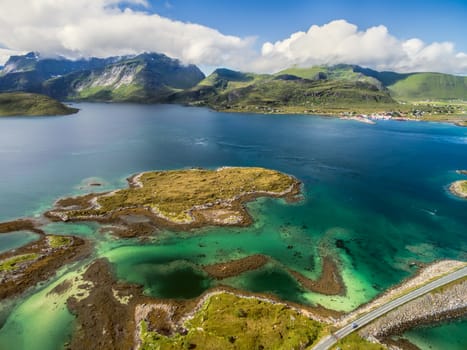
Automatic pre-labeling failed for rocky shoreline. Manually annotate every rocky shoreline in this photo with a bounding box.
[360,278,467,348]
[0,225,91,299]
[337,260,467,327]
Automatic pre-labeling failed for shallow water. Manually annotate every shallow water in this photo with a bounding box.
[0,231,40,254]
[0,103,466,349]
[402,319,467,350]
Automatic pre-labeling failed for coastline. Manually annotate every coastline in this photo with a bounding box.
[337,260,467,327]
[0,231,91,299]
[197,103,467,128]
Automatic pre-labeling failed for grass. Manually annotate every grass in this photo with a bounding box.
[0,253,39,272]
[277,65,382,87]
[47,235,72,249]
[209,79,395,112]
[0,92,78,116]
[69,167,296,222]
[76,83,147,101]
[197,68,267,92]
[140,292,324,350]
[388,73,467,101]
[332,333,387,350]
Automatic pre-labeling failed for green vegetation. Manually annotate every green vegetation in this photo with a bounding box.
[198,68,267,92]
[180,65,467,122]
[0,253,38,272]
[277,64,382,87]
[74,83,148,102]
[387,73,467,101]
[0,92,78,116]
[140,292,325,350]
[175,68,397,115]
[213,79,394,108]
[66,167,296,222]
[332,333,387,350]
[47,235,72,249]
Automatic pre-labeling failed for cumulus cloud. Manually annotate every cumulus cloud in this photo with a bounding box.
[257,20,467,74]
[0,1,466,75]
[0,0,256,67]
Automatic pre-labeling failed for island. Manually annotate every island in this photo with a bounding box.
[450,170,467,199]
[450,180,467,199]
[0,92,78,116]
[46,167,301,235]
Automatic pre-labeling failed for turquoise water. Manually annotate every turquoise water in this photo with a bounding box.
[402,319,467,350]
[0,104,466,349]
[0,231,40,254]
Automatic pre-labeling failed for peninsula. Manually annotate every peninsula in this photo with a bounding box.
[0,92,78,116]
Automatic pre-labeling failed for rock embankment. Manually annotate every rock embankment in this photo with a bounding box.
[337,260,466,327]
[360,278,467,340]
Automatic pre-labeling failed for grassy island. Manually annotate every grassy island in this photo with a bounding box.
[0,92,78,116]
[47,167,301,232]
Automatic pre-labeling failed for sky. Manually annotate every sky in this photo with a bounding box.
[0,0,466,74]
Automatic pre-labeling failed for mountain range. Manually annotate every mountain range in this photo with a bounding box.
[0,52,466,109]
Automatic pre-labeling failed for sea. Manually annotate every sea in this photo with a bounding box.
[0,103,465,349]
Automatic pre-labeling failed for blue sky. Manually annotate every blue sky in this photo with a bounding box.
[0,0,466,74]
[146,0,467,51]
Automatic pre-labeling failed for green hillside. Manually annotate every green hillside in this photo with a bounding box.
[0,92,78,116]
[387,73,467,101]
[172,68,396,114]
[198,68,267,91]
[277,65,383,88]
[211,79,394,109]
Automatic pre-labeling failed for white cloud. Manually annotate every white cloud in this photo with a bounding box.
[0,2,465,75]
[0,0,255,67]
[258,20,467,74]
[0,48,27,66]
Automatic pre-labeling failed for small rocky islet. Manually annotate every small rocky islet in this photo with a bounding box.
[450,170,467,199]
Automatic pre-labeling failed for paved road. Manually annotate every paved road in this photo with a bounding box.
[312,266,467,350]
